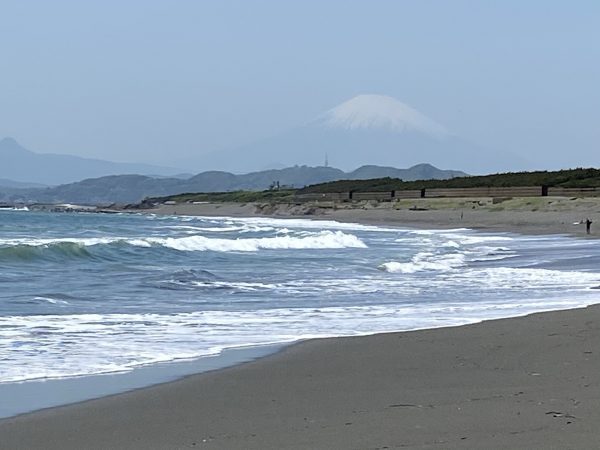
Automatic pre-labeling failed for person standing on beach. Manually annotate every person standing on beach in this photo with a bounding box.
[586,218,592,234]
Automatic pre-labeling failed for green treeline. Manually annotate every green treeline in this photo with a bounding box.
[297,168,600,194]
[142,168,600,205]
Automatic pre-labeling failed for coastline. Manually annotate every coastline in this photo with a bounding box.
[1,305,599,449]
[143,196,600,237]
[0,344,283,420]
[2,206,599,448]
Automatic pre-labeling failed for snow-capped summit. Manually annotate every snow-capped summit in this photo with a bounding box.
[203,94,522,174]
[314,94,449,138]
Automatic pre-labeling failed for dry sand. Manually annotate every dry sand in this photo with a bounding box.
[1,199,599,449]
[1,306,599,449]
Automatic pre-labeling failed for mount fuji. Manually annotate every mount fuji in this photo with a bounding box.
[204,94,523,175]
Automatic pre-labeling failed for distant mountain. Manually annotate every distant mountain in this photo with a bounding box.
[349,163,465,180]
[0,178,47,189]
[203,94,526,175]
[0,137,184,185]
[0,163,466,205]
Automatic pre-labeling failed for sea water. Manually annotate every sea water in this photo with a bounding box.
[1,210,600,415]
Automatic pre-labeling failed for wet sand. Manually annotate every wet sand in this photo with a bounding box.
[1,305,599,449]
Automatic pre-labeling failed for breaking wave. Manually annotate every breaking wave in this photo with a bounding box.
[0,230,366,257]
[380,252,466,273]
[141,230,366,252]
[0,242,93,262]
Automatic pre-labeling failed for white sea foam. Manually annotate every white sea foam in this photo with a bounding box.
[141,230,367,252]
[161,224,276,233]
[0,237,119,247]
[171,215,400,233]
[439,233,514,245]
[378,262,600,293]
[454,267,600,290]
[0,206,29,211]
[0,231,366,252]
[380,252,466,273]
[2,293,598,384]
[467,246,516,262]
[127,239,152,247]
[408,228,471,235]
[189,281,279,291]
[180,278,421,295]
[33,296,69,305]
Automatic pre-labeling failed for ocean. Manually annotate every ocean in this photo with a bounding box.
[1,210,600,416]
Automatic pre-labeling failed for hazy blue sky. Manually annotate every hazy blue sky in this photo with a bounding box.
[1,0,599,170]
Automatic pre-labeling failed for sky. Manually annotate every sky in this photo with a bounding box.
[1,0,599,171]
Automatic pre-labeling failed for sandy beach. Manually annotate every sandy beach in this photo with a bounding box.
[1,201,599,449]
[0,304,598,449]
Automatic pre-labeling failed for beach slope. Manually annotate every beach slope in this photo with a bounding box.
[1,305,599,449]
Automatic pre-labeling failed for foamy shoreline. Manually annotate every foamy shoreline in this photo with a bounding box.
[2,305,599,449]
[145,196,600,237]
[1,207,599,448]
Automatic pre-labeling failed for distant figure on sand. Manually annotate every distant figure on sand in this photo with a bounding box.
[586,218,592,234]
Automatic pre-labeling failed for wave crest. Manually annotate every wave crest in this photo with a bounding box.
[380,252,466,273]
[0,242,93,262]
[142,230,367,252]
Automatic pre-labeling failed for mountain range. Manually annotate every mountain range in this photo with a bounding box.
[201,95,525,174]
[1,163,466,205]
[2,94,522,189]
[0,137,183,185]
